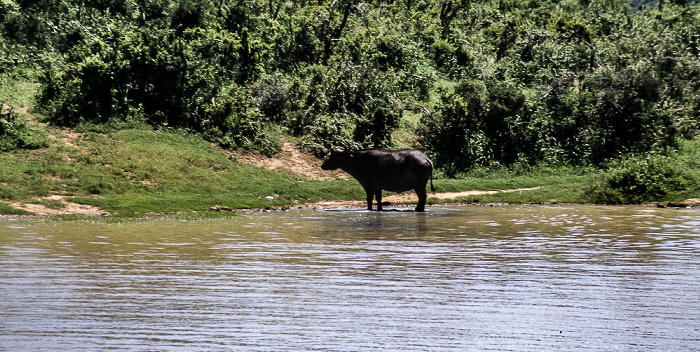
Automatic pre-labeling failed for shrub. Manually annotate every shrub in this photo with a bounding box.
[0,104,48,151]
[285,63,404,152]
[298,112,358,156]
[580,64,677,163]
[353,97,401,149]
[418,81,489,175]
[35,25,282,151]
[589,156,694,204]
[250,73,290,123]
[419,79,536,175]
[203,86,281,156]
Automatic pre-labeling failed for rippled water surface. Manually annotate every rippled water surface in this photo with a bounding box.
[1,205,699,351]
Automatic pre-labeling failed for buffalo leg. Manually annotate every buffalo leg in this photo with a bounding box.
[365,190,374,211]
[375,191,383,211]
[415,188,427,212]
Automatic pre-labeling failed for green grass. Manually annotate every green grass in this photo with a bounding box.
[0,125,368,214]
[0,78,369,216]
[0,78,39,114]
[0,203,32,215]
[1,78,699,217]
[3,123,699,216]
[428,167,597,204]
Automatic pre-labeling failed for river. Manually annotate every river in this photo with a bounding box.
[1,205,699,351]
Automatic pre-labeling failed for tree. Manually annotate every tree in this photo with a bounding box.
[316,0,356,63]
[439,0,470,37]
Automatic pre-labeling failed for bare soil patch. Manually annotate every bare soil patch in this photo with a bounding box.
[231,142,349,180]
[386,186,542,203]
[311,187,542,208]
[9,195,107,217]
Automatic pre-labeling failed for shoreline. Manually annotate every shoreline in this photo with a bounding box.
[0,187,544,219]
[3,190,698,221]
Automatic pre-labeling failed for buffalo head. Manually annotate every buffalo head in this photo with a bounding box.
[321,148,353,170]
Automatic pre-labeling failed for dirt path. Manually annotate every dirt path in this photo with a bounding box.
[388,186,542,202]
[312,187,542,208]
[9,195,107,217]
[231,142,349,180]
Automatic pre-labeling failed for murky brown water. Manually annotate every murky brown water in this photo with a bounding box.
[1,205,699,351]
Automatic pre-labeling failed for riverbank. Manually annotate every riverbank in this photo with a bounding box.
[2,123,700,218]
[1,85,699,219]
[0,187,544,219]
[1,123,699,219]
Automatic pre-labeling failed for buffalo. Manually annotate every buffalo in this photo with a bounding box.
[321,148,435,212]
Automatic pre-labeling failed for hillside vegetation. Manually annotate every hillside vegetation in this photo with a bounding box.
[1,0,700,215]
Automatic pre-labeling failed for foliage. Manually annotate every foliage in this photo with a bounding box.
[420,2,699,174]
[0,0,699,171]
[0,103,48,151]
[589,155,695,204]
[285,63,405,154]
[0,127,364,214]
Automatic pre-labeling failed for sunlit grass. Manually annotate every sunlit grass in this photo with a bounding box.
[1,78,699,216]
[0,127,364,213]
[4,123,700,216]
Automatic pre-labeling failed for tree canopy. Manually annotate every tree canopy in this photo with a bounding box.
[1,0,699,173]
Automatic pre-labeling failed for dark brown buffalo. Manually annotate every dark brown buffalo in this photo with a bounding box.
[321,148,435,212]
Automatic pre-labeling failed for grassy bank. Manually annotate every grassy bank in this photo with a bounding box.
[0,125,363,215]
[0,122,573,215]
[2,81,699,217]
[0,121,575,215]
[3,122,699,217]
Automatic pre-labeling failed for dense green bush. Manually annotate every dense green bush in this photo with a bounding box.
[284,62,407,153]
[35,24,278,152]
[0,0,698,169]
[420,1,697,174]
[589,156,695,204]
[0,104,48,151]
[38,26,242,126]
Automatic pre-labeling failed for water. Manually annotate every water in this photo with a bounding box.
[1,205,699,351]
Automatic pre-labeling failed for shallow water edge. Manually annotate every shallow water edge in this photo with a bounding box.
[2,205,699,351]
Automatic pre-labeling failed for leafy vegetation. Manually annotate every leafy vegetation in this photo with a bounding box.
[0,125,365,213]
[589,155,695,203]
[1,0,699,212]
[0,103,48,151]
